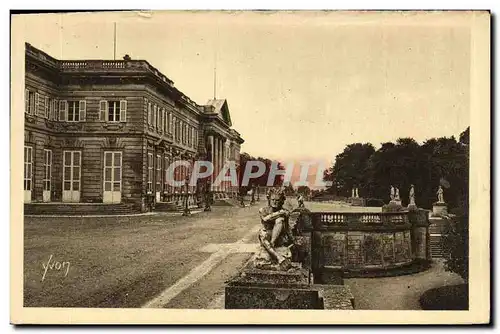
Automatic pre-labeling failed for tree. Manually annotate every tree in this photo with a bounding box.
[238,153,286,193]
[364,138,422,204]
[324,143,375,197]
[284,182,294,195]
[442,213,469,281]
[297,185,311,197]
[323,127,469,210]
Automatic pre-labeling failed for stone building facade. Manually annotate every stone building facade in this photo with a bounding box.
[24,43,243,211]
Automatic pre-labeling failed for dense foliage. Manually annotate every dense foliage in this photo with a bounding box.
[442,213,469,281]
[238,153,285,193]
[324,127,469,210]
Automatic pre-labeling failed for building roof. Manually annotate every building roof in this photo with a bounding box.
[205,99,232,127]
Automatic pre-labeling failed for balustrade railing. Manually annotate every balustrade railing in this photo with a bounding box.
[57,60,174,86]
[312,211,409,226]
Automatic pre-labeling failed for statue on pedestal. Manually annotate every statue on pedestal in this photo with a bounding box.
[437,185,445,203]
[409,184,416,206]
[351,188,355,198]
[355,188,359,198]
[390,185,395,201]
[395,188,401,201]
[252,188,296,271]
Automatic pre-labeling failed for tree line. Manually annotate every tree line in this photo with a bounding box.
[323,127,469,211]
[237,153,285,193]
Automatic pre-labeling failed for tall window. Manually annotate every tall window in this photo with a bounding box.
[100,100,126,122]
[168,113,172,133]
[44,96,50,118]
[108,101,121,122]
[158,108,163,133]
[164,156,170,193]
[184,124,188,144]
[153,105,157,129]
[156,155,162,192]
[162,108,166,133]
[147,102,152,126]
[25,90,35,115]
[147,153,153,193]
[24,146,33,191]
[67,101,80,122]
[43,149,52,191]
[50,98,57,120]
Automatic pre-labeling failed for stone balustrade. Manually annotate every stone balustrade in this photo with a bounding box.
[296,209,428,280]
[311,211,409,229]
[58,59,175,86]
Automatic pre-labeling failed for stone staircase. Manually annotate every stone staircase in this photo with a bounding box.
[429,236,444,258]
[155,201,200,212]
[24,202,138,216]
[428,218,450,258]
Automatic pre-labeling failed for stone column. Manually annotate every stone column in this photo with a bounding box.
[208,134,214,191]
[219,137,223,194]
[215,136,220,193]
[222,138,229,195]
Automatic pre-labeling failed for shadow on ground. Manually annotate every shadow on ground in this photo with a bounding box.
[419,283,468,310]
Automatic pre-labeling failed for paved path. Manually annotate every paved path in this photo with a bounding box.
[24,200,460,309]
[24,204,263,308]
[344,260,465,310]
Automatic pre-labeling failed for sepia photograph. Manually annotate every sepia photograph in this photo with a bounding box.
[10,10,490,324]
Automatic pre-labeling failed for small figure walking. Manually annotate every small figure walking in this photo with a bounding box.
[297,194,305,208]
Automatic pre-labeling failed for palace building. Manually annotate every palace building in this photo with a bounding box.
[24,43,244,213]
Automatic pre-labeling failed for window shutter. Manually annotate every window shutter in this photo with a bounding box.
[148,103,152,126]
[44,96,49,118]
[120,100,127,122]
[158,107,162,133]
[25,89,29,113]
[59,100,67,121]
[99,100,107,121]
[35,93,40,115]
[153,105,157,129]
[54,99,59,120]
[79,100,86,121]
[172,117,176,139]
[163,109,167,133]
[170,114,173,134]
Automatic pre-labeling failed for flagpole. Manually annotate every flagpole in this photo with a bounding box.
[213,65,216,100]
[113,22,117,60]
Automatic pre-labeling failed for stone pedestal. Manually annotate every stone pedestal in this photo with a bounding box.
[225,260,323,309]
[350,197,365,207]
[407,203,418,212]
[382,200,405,212]
[432,202,448,217]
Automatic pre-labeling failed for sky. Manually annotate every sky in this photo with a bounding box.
[17,11,472,167]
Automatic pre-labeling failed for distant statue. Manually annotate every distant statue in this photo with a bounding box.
[253,188,296,271]
[351,188,355,198]
[437,186,445,203]
[409,184,416,206]
[123,54,131,61]
[390,185,395,201]
[395,188,401,201]
[355,188,359,198]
